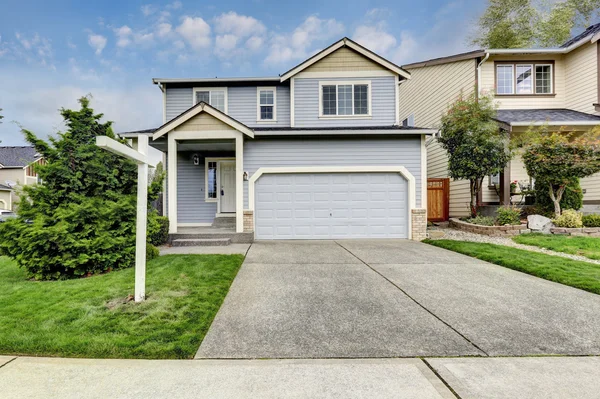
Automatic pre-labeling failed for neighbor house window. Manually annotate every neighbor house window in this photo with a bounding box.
[206,161,217,200]
[402,114,415,127]
[496,63,553,95]
[257,87,276,121]
[193,88,227,113]
[319,81,371,117]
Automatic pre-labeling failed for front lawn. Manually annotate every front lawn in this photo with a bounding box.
[0,254,243,359]
[513,233,600,260]
[425,240,600,295]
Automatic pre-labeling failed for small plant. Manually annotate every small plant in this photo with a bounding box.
[582,214,600,228]
[510,180,518,193]
[147,214,169,246]
[553,209,583,228]
[464,215,495,226]
[496,206,521,225]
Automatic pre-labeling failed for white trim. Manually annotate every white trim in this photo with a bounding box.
[395,75,400,125]
[162,151,167,216]
[162,85,167,124]
[515,64,534,94]
[235,135,244,233]
[96,136,156,166]
[192,87,228,114]
[534,63,553,94]
[510,121,600,126]
[421,135,427,210]
[496,64,515,95]
[0,199,7,209]
[256,86,277,122]
[247,165,417,239]
[177,223,212,227]
[290,77,295,127]
[167,136,178,233]
[253,129,437,136]
[204,157,236,210]
[294,70,395,78]
[153,103,254,140]
[318,80,372,119]
[171,130,240,140]
[280,38,411,81]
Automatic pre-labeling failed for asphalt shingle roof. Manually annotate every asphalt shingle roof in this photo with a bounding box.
[561,22,600,48]
[495,109,600,124]
[0,146,39,167]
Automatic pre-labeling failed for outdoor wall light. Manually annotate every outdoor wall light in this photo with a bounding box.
[243,171,249,181]
[192,154,199,165]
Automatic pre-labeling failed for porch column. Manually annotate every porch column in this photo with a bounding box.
[167,135,178,233]
[499,163,511,206]
[235,134,244,233]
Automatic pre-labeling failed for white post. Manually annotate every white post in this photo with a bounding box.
[135,135,149,302]
[168,136,178,234]
[235,134,244,233]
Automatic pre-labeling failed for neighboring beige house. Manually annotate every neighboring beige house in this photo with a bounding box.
[399,23,600,217]
[0,146,44,210]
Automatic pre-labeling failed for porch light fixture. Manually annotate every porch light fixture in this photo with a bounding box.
[193,154,200,165]
[243,171,249,181]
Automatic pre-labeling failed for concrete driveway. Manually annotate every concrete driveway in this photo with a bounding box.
[196,240,600,359]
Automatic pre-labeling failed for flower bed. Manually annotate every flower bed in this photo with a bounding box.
[450,218,530,237]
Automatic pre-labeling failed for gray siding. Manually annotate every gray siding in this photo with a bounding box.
[228,86,290,127]
[294,77,396,127]
[243,136,422,209]
[165,85,291,126]
[177,152,216,224]
[166,87,193,121]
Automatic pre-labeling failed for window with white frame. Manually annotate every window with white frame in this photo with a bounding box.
[206,160,218,200]
[193,88,227,112]
[319,81,371,117]
[496,63,553,95]
[257,87,276,121]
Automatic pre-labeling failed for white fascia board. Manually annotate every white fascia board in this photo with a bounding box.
[153,77,281,84]
[487,35,593,55]
[510,121,600,126]
[253,129,438,136]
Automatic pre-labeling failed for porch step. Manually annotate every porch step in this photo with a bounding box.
[212,216,236,228]
[172,238,231,247]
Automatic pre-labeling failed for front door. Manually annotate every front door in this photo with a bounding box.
[220,161,236,213]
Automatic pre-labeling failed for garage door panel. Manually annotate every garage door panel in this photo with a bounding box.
[255,172,408,239]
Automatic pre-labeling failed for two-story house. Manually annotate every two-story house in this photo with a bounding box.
[399,23,600,218]
[121,38,435,242]
[0,146,44,210]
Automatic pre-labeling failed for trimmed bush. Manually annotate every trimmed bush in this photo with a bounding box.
[583,214,600,228]
[146,243,160,260]
[495,206,521,225]
[553,209,583,228]
[534,178,583,217]
[464,216,495,226]
[147,213,169,246]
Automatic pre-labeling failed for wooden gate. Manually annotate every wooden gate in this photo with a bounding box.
[427,178,449,222]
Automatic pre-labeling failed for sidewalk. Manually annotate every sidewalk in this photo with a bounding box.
[1,355,599,398]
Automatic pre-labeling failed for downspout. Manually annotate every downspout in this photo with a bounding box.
[476,52,490,99]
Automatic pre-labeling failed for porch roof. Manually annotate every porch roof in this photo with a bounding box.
[494,109,600,128]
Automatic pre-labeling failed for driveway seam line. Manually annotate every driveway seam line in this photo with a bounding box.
[421,358,463,399]
[334,241,490,357]
[0,357,17,371]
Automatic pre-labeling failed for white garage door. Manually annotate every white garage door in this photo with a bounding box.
[254,172,408,239]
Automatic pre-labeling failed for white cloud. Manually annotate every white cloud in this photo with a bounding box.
[166,1,182,10]
[4,33,54,67]
[114,25,132,47]
[246,36,263,51]
[88,33,107,55]
[156,23,172,38]
[265,16,344,64]
[67,37,77,49]
[213,12,266,59]
[141,4,156,17]
[352,25,397,55]
[176,16,211,50]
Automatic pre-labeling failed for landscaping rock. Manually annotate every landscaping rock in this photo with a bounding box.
[528,215,554,233]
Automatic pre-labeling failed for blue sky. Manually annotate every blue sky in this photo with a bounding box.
[0,0,488,146]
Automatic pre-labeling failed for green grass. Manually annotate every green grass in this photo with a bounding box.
[0,254,243,359]
[425,240,600,295]
[513,233,600,260]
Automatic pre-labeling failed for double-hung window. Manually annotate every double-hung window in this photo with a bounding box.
[319,81,371,117]
[496,63,553,95]
[193,88,227,112]
[257,87,276,122]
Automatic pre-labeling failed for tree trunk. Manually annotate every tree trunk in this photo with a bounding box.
[469,178,483,218]
[548,184,566,218]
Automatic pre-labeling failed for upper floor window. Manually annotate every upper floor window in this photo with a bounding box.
[496,63,553,95]
[193,87,227,112]
[319,81,371,118]
[257,87,276,122]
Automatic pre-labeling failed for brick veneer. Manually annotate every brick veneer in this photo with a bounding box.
[411,208,427,241]
[243,210,254,233]
[449,218,530,236]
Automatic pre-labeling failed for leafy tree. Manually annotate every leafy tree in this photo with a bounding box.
[438,93,512,217]
[0,97,162,280]
[473,0,600,48]
[519,127,600,217]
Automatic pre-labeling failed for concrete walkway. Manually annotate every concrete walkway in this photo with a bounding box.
[197,240,600,358]
[1,355,599,398]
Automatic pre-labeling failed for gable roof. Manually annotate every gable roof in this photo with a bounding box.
[152,101,254,140]
[495,109,600,126]
[280,37,411,81]
[0,146,40,168]
[562,22,600,48]
[402,49,486,69]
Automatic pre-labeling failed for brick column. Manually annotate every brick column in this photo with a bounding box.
[243,210,254,233]
[411,208,427,241]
